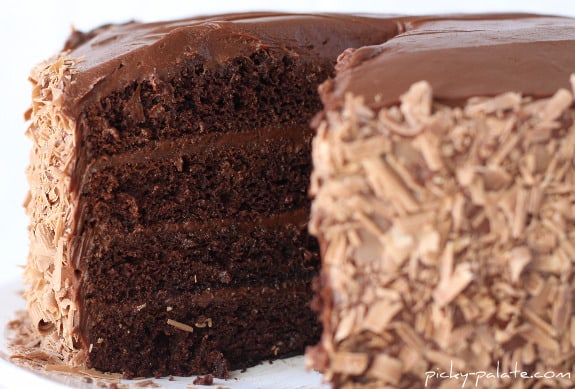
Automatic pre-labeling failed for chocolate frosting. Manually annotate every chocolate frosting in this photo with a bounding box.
[321,14,575,109]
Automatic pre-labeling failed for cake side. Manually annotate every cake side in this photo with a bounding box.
[308,14,575,388]
[24,56,83,364]
[308,80,575,388]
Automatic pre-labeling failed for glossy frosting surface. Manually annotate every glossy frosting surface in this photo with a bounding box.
[322,14,575,108]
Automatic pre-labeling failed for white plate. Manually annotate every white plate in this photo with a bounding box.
[0,279,327,389]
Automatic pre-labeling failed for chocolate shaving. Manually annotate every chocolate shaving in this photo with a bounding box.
[24,54,83,366]
[167,319,194,333]
[193,374,214,385]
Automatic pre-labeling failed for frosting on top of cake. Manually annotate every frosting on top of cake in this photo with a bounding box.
[322,14,575,109]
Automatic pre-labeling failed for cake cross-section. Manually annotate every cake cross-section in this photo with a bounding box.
[23,13,401,377]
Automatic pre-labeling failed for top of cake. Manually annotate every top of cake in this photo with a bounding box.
[43,12,575,118]
[320,13,575,109]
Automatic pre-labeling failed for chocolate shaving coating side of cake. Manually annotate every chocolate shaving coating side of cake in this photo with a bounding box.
[308,14,575,389]
[23,12,405,377]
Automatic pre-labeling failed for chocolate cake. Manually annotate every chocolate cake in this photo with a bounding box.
[24,10,575,387]
[23,13,403,378]
[308,14,575,389]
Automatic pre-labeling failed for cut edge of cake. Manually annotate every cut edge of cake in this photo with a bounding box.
[19,12,405,378]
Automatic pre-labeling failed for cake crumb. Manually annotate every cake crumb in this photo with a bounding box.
[194,317,213,328]
[193,374,214,385]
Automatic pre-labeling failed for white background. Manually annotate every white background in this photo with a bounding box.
[2,0,575,286]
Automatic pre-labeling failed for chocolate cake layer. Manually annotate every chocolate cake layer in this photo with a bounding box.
[75,52,326,160]
[76,212,319,301]
[80,281,318,377]
[76,126,312,228]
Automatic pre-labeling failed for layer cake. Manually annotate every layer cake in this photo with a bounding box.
[23,10,575,388]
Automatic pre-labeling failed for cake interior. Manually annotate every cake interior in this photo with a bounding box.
[71,49,329,377]
[24,13,407,378]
